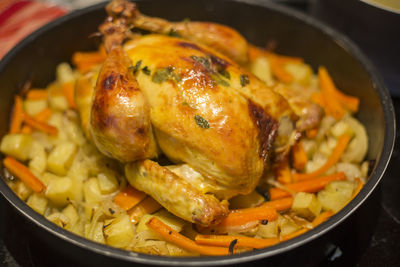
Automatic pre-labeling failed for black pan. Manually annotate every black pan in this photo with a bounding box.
[0,0,395,266]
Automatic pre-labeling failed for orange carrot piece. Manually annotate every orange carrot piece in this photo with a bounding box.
[21,125,32,134]
[306,128,318,139]
[276,161,292,184]
[114,185,147,211]
[62,82,76,109]
[72,47,107,73]
[23,113,58,136]
[195,235,280,249]
[270,58,294,83]
[9,95,23,134]
[293,134,351,181]
[128,196,162,224]
[34,107,52,122]
[3,157,45,193]
[319,67,359,113]
[292,141,308,171]
[270,172,346,200]
[220,206,278,227]
[259,197,293,212]
[281,211,334,242]
[147,217,230,256]
[26,89,48,100]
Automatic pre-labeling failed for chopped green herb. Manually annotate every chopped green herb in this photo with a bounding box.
[142,66,151,75]
[191,56,211,70]
[212,74,230,87]
[240,74,250,87]
[219,69,231,80]
[194,115,210,129]
[132,60,142,74]
[152,67,181,83]
[167,28,181,37]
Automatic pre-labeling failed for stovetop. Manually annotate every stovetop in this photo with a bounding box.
[1,1,400,266]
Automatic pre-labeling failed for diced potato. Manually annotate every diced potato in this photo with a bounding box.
[56,63,75,84]
[257,220,278,238]
[14,181,32,201]
[98,171,119,194]
[291,192,321,220]
[63,116,86,146]
[48,82,69,111]
[47,141,77,176]
[67,149,89,182]
[302,139,317,158]
[278,215,301,236]
[249,56,274,86]
[29,141,47,174]
[316,116,337,142]
[47,112,69,142]
[336,162,361,181]
[0,134,33,161]
[91,222,106,244]
[31,131,53,151]
[318,181,355,212]
[62,204,79,228]
[360,161,369,178]
[229,191,265,209]
[103,214,134,248]
[39,172,63,187]
[46,212,69,228]
[45,177,82,207]
[284,62,312,85]
[83,177,102,204]
[330,120,353,138]
[27,193,48,215]
[341,116,368,163]
[24,99,47,116]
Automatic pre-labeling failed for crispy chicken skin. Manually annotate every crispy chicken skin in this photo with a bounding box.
[90,46,158,162]
[75,0,320,226]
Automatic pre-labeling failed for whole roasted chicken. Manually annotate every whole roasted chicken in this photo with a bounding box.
[75,0,322,226]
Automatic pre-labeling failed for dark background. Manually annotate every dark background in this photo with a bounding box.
[1,0,400,266]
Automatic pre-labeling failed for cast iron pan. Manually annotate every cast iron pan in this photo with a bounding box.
[0,0,395,266]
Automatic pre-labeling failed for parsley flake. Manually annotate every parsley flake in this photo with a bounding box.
[191,56,211,70]
[194,115,210,129]
[212,74,230,87]
[132,60,142,74]
[219,69,231,80]
[167,28,181,37]
[240,74,250,87]
[152,67,181,83]
[142,66,151,75]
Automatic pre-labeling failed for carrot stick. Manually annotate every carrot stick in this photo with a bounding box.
[21,125,32,134]
[259,197,293,212]
[195,235,280,249]
[128,196,162,224]
[62,82,76,109]
[72,47,107,73]
[270,58,293,83]
[23,113,58,136]
[9,95,23,134]
[219,206,278,228]
[270,172,346,200]
[293,134,351,181]
[276,161,292,184]
[280,211,334,242]
[306,128,318,139]
[147,217,230,256]
[319,66,359,113]
[34,107,52,122]
[114,185,147,211]
[26,89,48,100]
[291,141,308,171]
[3,157,45,193]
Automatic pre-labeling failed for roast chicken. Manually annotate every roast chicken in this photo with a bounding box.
[75,0,323,226]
